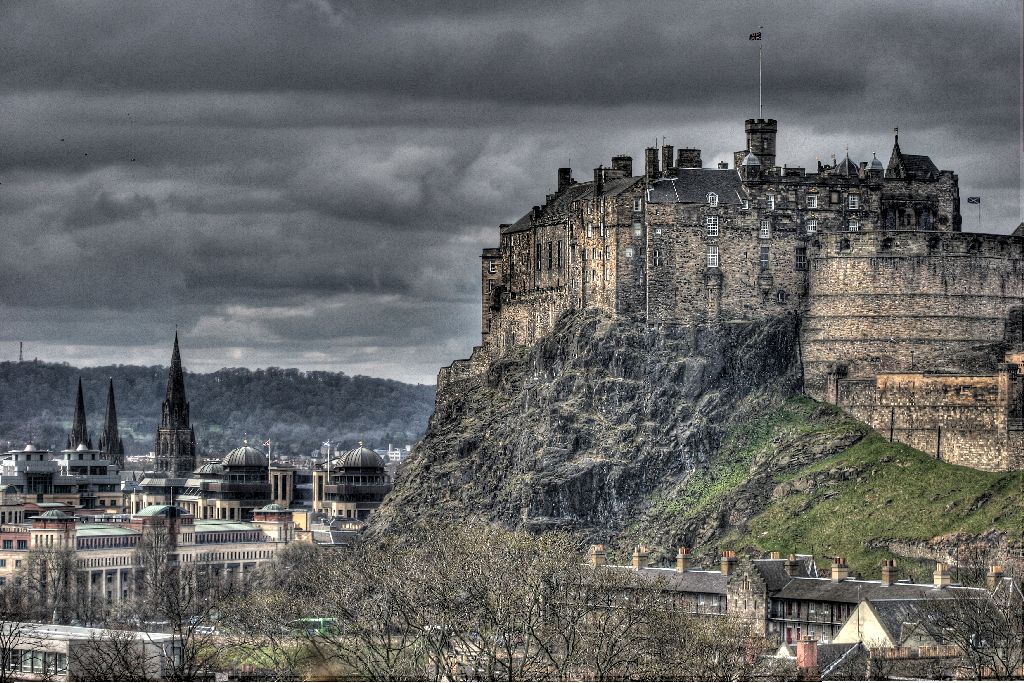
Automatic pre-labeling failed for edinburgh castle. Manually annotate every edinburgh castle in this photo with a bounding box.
[441,119,1024,472]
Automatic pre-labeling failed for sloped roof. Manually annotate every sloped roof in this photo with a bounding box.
[647,169,743,205]
[752,556,817,591]
[902,154,939,178]
[773,577,984,603]
[500,177,642,235]
[833,155,860,177]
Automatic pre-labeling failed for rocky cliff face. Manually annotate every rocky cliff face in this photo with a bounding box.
[372,310,1024,575]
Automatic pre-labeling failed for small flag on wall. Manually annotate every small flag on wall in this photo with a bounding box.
[749,32,762,40]
[967,197,981,204]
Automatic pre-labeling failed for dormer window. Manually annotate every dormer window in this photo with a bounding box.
[806,194,818,209]
[848,195,860,210]
[707,192,719,207]
[741,198,750,210]
[633,197,643,212]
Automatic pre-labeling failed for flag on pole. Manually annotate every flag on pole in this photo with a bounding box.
[749,32,762,40]
[262,439,271,447]
[967,197,981,204]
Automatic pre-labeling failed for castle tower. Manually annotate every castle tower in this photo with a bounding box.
[98,378,126,470]
[744,118,777,171]
[154,333,197,477]
[66,378,92,450]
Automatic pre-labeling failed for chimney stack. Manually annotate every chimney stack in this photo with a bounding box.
[880,559,896,587]
[611,155,633,177]
[933,561,951,589]
[593,165,604,194]
[831,557,849,582]
[986,565,1004,589]
[676,547,690,572]
[717,161,729,169]
[661,144,674,176]
[796,637,820,681]
[631,545,649,570]
[769,550,781,560]
[557,167,573,192]
[589,544,607,567]
[720,550,737,576]
[785,554,799,576]
[644,147,660,181]
[676,148,703,169]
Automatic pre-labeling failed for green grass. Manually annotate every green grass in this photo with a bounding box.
[720,403,1024,578]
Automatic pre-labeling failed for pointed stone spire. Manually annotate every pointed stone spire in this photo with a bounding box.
[155,332,197,477]
[67,378,92,450]
[98,378,125,469]
[886,126,905,178]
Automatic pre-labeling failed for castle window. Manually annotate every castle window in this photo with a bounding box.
[760,245,770,269]
[592,247,599,260]
[633,197,642,212]
[633,221,642,237]
[767,195,775,210]
[806,194,818,209]
[572,200,580,211]
[795,247,807,270]
[847,220,859,232]
[587,224,593,238]
[759,219,771,239]
[806,219,817,234]
[547,241,553,271]
[707,192,719,207]
[838,238,851,251]
[848,194,860,210]
[653,249,662,266]
[707,245,719,268]
[777,289,787,303]
[706,216,719,237]
[557,240,563,270]
[655,227,662,236]
[488,261,496,274]
[741,199,749,210]
[625,247,634,258]
[536,243,542,272]
[605,247,610,261]
[830,191,840,204]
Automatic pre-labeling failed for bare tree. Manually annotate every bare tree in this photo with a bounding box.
[68,629,158,682]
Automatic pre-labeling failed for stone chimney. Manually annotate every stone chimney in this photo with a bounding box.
[880,559,896,587]
[631,545,649,570]
[796,637,820,681]
[720,550,737,576]
[831,557,849,582]
[611,155,633,176]
[676,547,690,572]
[557,167,573,192]
[676,148,702,169]
[588,544,607,567]
[593,166,604,194]
[717,161,729,169]
[661,144,675,176]
[933,561,951,589]
[986,565,1004,589]
[769,550,781,560]
[784,553,799,576]
[645,147,660,181]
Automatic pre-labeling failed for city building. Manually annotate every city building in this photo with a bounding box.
[310,444,391,520]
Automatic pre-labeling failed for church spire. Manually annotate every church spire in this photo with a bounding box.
[67,378,92,450]
[886,126,905,178]
[155,332,197,477]
[98,378,125,469]
[162,332,190,429]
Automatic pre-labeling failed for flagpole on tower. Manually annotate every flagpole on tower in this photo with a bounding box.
[759,28,763,117]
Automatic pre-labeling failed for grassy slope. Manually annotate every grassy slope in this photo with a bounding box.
[704,396,1024,578]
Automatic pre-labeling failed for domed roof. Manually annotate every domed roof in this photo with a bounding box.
[741,152,761,166]
[194,462,224,476]
[75,443,88,452]
[222,443,269,468]
[258,503,288,512]
[23,444,36,452]
[869,152,884,170]
[2,485,18,495]
[335,444,385,469]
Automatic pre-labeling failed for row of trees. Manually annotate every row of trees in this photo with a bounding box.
[1,522,1022,681]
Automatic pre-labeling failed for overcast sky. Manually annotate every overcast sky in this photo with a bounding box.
[0,0,1020,384]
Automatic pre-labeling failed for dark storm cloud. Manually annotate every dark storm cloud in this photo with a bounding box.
[0,0,1019,383]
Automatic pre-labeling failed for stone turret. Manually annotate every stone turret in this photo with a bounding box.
[745,118,777,171]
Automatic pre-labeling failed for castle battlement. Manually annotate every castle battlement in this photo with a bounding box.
[465,118,1023,471]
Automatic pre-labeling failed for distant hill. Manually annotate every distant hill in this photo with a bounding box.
[0,361,435,457]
